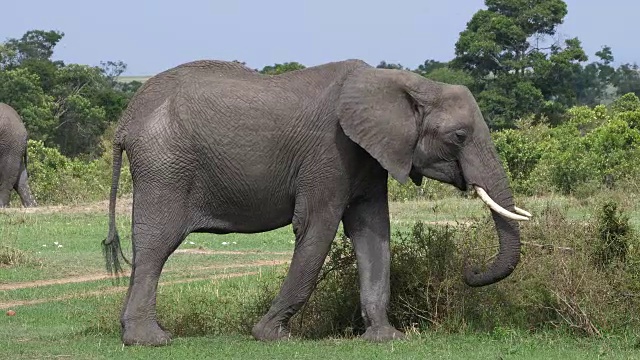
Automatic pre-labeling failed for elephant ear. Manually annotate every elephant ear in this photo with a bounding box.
[337,68,427,184]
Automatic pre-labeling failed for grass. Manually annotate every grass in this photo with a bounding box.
[1,193,639,358]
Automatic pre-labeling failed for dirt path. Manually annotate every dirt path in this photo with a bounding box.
[0,196,133,215]
[0,270,265,309]
[174,248,291,256]
[0,259,289,291]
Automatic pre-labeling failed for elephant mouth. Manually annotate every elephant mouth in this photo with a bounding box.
[410,162,467,191]
[452,161,467,191]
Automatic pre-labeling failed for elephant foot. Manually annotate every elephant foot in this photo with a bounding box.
[251,319,291,341]
[122,320,172,346]
[361,325,405,342]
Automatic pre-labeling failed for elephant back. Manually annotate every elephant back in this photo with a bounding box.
[0,103,27,135]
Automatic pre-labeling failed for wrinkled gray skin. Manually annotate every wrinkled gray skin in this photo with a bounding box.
[103,59,521,346]
[0,103,37,208]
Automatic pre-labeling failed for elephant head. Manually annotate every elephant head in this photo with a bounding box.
[337,67,530,287]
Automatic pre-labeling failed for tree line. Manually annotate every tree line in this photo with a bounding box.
[1,0,639,160]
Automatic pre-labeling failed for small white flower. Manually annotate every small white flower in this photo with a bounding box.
[232,242,237,244]
[189,241,195,245]
[53,242,59,245]
[58,245,63,248]
[222,242,229,245]
[42,244,47,247]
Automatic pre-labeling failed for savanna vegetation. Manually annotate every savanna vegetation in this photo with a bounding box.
[2,0,640,358]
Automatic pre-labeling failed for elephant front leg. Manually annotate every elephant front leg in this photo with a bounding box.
[252,196,342,341]
[342,193,405,342]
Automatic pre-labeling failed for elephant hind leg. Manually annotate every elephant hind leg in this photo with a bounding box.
[13,163,36,207]
[0,160,19,207]
[0,188,10,207]
[252,193,344,341]
[121,192,190,346]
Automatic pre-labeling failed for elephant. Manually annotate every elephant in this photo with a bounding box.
[0,103,37,208]
[102,59,531,346]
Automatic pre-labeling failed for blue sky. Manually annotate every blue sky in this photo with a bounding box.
[2,0,637,75]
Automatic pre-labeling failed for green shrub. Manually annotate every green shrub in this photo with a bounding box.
[10,125,132,206]
[289,201,640,338]
[0,245,39,267]
[593,201,632,268]
[494,100,640,196]
[492,118,552,195]
[609,92,640,113]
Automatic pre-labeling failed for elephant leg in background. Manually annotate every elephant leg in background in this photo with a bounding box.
[0,188,10,207]
[120,190,188,346]
[0,156,20,207]
[252,194,344,341]
[342,188,405,342]
[13,161,36,207]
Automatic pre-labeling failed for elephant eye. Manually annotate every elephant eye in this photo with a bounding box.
[454,129,467,144]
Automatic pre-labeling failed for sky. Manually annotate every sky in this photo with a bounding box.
[2,0,638,76]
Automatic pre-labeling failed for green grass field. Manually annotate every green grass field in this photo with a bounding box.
[1,194,639,359]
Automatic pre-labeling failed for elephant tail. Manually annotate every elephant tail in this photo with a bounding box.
[22,144,28,169]
[102,141,131,278]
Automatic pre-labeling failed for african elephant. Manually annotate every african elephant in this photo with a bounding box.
[102,59,531,346]
[0,103,37,208]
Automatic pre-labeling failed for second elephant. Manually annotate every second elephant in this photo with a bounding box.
[0,103,37,208]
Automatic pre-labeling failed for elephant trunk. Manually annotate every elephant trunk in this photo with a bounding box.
[460,139,523,287]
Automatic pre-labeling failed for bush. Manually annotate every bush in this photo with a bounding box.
[593,201,632,268]
[0,245,39,267]
[287,201,640,338]
[492,117,551,195]
[494,97,640,196]
[10,124,132,206]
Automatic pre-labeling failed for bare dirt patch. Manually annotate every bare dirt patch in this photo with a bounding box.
[0,196,133,215]
[392,219,472,226]
[0,273,115,291]
[174,248,290,256]
[0,259,289,292]
[0,270,264,309]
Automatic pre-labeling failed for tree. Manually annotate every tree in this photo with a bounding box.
[451,0,588,128]
[0,29,134,158]
[1,30,64,67]
[259,62,305,75]
[376,61,407,70]
[574,46,617,106]
[613,63,640,98]
[413,60,448,76]
[532,37,588,123]
[412,60,475,87]
[0,68,56,141]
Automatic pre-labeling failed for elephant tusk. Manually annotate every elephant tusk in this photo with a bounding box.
[514,206,532,218]
[474,186,530,221]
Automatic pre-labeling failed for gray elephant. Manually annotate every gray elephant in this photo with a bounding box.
[102,59,531,346]
[0,103,37,208]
